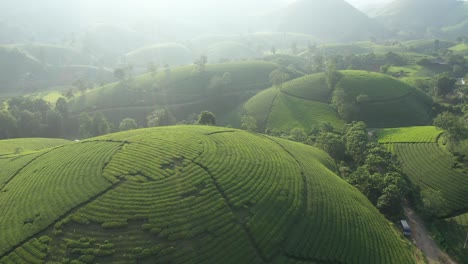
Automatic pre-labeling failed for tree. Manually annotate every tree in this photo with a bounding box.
[18,110,41,137]
[434,74,456,97]
[91,112,111,136]
[119,118,138,131]
[147,108,176,127]
[63,88,75,100]
[270,46,276,55]
[73,79,88,95]
[45,110,63,138]
[315,132,346,160]
[380,64,390,74]
[55,97,69,119]
[240,115,257,132]
[147,62,158,78]
[0,110,17,139]
[376,183,402,215]
[433,112,467,142]
[289,127,307,142]
[197,111,216,125]
[114,68,126,81]
[194,55,208,74]
[269,68,290,88]
[79,113,93,138]
[420,189,448,217]
[325,60,342,90]
[343,122,369,164]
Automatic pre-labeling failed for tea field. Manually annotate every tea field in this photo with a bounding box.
[0,126,416,263]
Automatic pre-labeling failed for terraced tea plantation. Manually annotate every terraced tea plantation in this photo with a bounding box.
[241,70,432,133]
[377,126,443,143]
[378,127,468,215]
[0,126,416,263]
[69,61,281,125]
[0,138,70,156]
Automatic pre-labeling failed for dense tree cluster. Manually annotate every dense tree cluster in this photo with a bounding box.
[0,96,69,139]
[276,121,410,217]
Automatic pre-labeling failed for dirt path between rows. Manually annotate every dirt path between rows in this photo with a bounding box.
[404,206,457,264]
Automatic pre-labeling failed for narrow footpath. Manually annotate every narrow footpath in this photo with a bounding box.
[404,206,457,264]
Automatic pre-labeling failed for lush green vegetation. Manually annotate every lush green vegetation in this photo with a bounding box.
[377,126,443,143]
[279,73,330,102]
[0,126,415,263]
[433,213,468,263]
[388,143,468,216]
[333,71,433,127]
[0,138,70,156]
[70,61,282,127]
[267,94,344,132]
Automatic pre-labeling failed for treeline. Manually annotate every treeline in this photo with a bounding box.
[0,97,70,139]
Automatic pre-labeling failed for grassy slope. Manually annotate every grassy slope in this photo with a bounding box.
[0,126,415,263]
[376,126,442,143]
[337,71,433,127]
[245,72,339,132]
[385,143,468,216]
[70,61,281,125]
[0,138,70,156]
[16,44,94,66]
[243,70,433,132]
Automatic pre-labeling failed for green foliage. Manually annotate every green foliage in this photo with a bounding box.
[0,126,415,263]
[269,68,290,88]
[434,112,467,143]
[197,111,216,126]
[314,132,346,160]
[434,74,456,97]
[0,110,17,139]
[433,213,468,263]
[288,127,307,142]
[420,189,449,218]
[343,121,368,164]
[118,118,138,132]
[240,115,257,132]
[147,108,176,127]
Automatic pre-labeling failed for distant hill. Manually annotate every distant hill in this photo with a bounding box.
[270,0,389,42]
[374,0,468,38]
[69,61,291,127]
[0,45,113,94]
[205,42,259,63]
[0,126,415,263]
[125,43,194,69]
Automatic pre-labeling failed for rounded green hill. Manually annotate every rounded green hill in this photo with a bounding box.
[241,70,433,132]
[0,126,415,263]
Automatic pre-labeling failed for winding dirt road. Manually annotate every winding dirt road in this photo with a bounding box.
[404,206,457,264]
